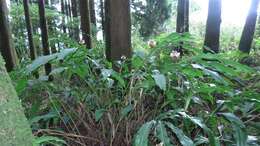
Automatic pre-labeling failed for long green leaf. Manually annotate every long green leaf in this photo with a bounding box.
[191,64,228,85]
[220,113,247,146]
[134,120,156,146]
[57,48,76,60]
[233,125,247,146]
[26,48,76,74]
[219,113,245,128]
[155,121,173,146]
[164,122,194,146]
[33,136,66,146]
[26,54,57,73]
[178,111,220,146]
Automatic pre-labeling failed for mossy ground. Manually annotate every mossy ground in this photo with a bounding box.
[0,56,34,146]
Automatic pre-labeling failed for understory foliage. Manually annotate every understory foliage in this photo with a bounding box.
[11,32,260,146]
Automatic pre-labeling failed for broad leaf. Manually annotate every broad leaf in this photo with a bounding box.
[191,64,228,85]
[57,48,76,60]
[134,120,156,146]
[155,121,173,146]
[233,125,247,146]
[95,109,106,122]
[132,56,144,69]
[219,113,245,128]
[178,111,220,146]
[26,48,76,74]
[112,72,126,88]
[26,54,57,74]
[50,67,67,75]
[152,74,167,91]
[164,122,194,146]
[15,78,28,95]
[220,113,247,146]
[120,104,133,119]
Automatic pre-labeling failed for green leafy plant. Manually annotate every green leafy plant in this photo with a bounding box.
[10,31,260,146]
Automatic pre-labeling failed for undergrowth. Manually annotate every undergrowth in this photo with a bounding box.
[11,33,260,146]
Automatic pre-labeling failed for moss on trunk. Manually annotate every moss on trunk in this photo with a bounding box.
[0,55,34,146]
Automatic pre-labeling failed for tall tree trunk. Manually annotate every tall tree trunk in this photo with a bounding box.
[90,0,96,27]
[79,0,92,49]
[68,0,72,18]
[0,55,34,146]
[100,0,105,40]
[23,0,37,61]
[176,0,185,33]
[105,0,131,61]
[184,0,189,32]
[61,0,66,33]
[71,0,80,41]
[64,0,69,34]
[0,0,18,72]
[71,0,78,19]
[64,0,68,16]
[23,0,39,77]
[39,0,52,75]
[66,0,73,36]
[176,0,189,55]
[90,0,97,38]
[204,0,222,53]
[239,0,260,53]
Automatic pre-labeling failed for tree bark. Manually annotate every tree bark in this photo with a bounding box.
[23,0,37,61]
[65,0,72,36]
[79,0,92,49]
[184,0,189,32]
[176,0,185,33]
[0,55,34,146]
[64,0,69,17]
[0,0,18,72]
[89,0,97,38]
[71,0,78,17]
[105,0,131,61]
[39,0,52,75]
[64,0,69,33]
[23,0,39,77]
[71,0,80,41]
[61,0,67,33]
[90,0,96,27]
[67,0,72,18]
[100,0,105,40]
[239,0,260,53]
[204,0,222,53]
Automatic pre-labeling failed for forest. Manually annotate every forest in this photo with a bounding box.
[0,0,259,145]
